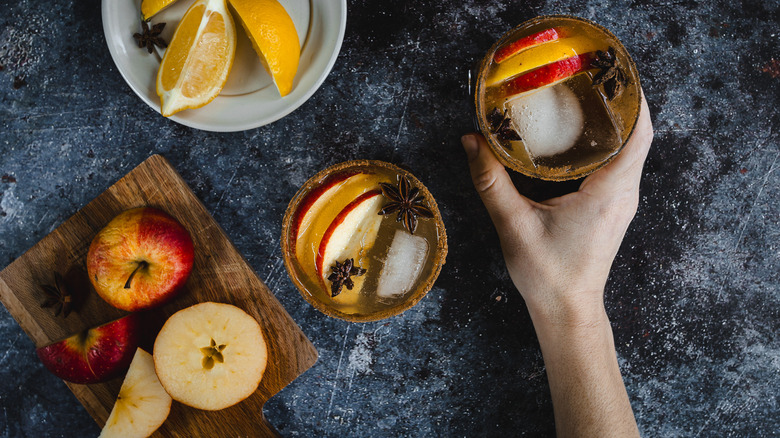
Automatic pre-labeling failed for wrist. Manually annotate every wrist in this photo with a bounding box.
[525,290,608,332]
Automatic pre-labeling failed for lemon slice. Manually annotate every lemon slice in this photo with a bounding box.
[228,0,300,97]
[141,0,180,21]
[156,0,236,117]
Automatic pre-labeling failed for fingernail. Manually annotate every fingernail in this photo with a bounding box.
[461,134,478,160]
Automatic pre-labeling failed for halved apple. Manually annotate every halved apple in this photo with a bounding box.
[498,52,596,98]
[494,27,564,63]
[36,314,140,384]
[486,35,603,86]
[153,302,267,411]
[99,348,171,438]
[315,190,385,303]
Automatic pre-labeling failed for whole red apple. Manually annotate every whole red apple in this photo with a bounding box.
[87,207,194,311]
[36,314,140,384]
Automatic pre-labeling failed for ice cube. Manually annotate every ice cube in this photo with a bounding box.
[376,230,429,299]
[507,84,584,157]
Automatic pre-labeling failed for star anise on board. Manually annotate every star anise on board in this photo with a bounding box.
[133,20,167,54]
[327,258,366,297]
[590,47,628,100]
[378,175,434,234]
[40,272,73,318]
[487,107,521,144]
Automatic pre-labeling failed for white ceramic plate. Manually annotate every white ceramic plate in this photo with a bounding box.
[102,0,347,132]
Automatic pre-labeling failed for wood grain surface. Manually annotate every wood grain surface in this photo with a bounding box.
[0,154,318,437]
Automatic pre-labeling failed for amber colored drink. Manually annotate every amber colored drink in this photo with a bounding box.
[281,160,447,322]
[475,15,641,180]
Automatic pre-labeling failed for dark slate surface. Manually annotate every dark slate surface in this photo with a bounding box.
[1,0,778,437]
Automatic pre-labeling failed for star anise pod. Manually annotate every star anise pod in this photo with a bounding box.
[487,107,521,145]
[133,20,167,54]
[379,175,434,234]
[590,47,628,100]
[327,258,366,297]
[40,272,73,318]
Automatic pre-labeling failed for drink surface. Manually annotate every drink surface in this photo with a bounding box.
[476,16,641,180]
[281,161,447,321]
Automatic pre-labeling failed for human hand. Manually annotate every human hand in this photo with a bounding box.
[462,94,653,326]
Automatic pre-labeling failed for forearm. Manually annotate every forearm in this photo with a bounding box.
[529,299,639,438]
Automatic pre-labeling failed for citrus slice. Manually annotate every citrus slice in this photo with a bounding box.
[228,0,300,97]
[156,0,236,117]
[486,35,605,86]
[141,0,180,21]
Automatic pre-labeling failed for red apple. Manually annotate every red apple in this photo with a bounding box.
[494,27,564,63]
[36,314,140,384]
[499,52,596,97]
[87,207,194,311]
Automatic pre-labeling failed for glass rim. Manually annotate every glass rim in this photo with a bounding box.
[474,14,643,181]
[280,159,448,322]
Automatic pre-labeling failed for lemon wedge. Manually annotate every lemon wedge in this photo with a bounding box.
[156,0,236,117]
[228,0,300,97]
[141,0,180,21]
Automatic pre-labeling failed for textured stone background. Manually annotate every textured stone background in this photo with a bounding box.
[1,0,778,437]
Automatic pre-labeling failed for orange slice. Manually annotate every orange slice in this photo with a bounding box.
[486,35,606,86]
[228,0,300,97]
[141,0,180,21]
[156,0,236,117]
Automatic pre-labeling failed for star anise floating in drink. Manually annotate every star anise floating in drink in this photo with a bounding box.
[133,20,167,54]
[327,258,366,297]
[40,272,73,317]
[487,107,521,144]
[379,175,434,234]
[591,47,628,100]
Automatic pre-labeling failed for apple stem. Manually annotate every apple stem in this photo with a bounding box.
[124,261,149,289]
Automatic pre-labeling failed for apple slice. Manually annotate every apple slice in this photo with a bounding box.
[36,314,140,384]
[294,172,384,280]
[99,348,172,438]
[494,27,564,63]
[289,170,359,249]
[498,52,596,98]
[153,302,267,411]
[486,35,603,86]
[315,190,385,301]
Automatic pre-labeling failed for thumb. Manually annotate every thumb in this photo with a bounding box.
[461,133,533,230]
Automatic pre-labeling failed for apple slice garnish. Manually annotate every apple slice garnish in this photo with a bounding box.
[315,190,385,301]
[36,314,140,384]
[497,52,597,98]
[289,170,359,250]
[486,35,604,86]
[294,172,384,279]
[153,302,267,411]
[99,348,171,438]
[493,27,564,63]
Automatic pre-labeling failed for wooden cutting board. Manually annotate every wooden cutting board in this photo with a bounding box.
[0,154,318,437]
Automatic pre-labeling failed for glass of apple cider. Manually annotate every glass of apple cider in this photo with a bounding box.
[281,160,447,322]
[474,15,642,181]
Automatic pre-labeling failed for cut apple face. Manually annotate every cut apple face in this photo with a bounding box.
[486,34,604,87]
[153,302,267,411]
[493,27,564,63]
[36,314,140,384]
[315,190,385,303]
[99,348,171,438]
